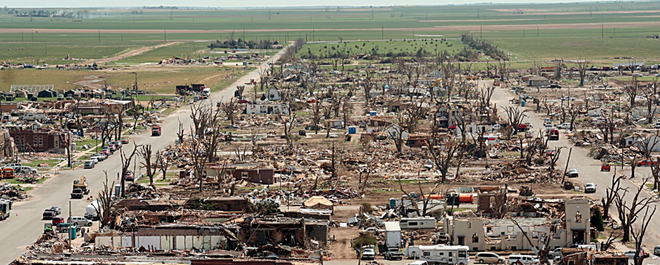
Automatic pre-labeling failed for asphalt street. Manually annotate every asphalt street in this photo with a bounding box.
[0,47,287,264]
[486,81,660,249]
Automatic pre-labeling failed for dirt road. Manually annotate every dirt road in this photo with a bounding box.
[88,42,181,65]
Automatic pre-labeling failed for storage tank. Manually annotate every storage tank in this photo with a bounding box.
[459,194,474,203]
[85,200,99,220]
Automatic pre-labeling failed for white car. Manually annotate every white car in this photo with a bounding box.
[585,183,596,193]
[475,252,505,264]
[567,169,579,178]
[557,123,571,129]
[361,227,382,234]
[623,250,637,259]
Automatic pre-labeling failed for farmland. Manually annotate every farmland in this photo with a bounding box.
[0,2,659,93]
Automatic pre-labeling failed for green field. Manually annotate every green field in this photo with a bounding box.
[0,1,659,76]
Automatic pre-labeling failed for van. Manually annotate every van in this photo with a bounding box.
[67,216,93,226]
[407,261,428,265]
[507,254,539,265]
[475,252,505,264]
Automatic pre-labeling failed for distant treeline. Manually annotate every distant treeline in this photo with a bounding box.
[460,33,508,61]
[11,10,88,18]
[143,6,179,9]
[208,38,279,50]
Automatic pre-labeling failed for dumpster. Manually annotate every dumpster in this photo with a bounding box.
[521,100,526,107]
[70,226,77,239]
[348,126,357,134]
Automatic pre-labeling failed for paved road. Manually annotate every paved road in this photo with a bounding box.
[487,81,660,249]
[0,47,287,264]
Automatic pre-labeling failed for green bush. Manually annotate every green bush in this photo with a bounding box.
[591,207,605,231]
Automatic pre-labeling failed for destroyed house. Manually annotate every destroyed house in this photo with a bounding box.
[95,225,241,251]
[9,128,70,153]
[205,163,275,184]
[444,198,590,251]
[188,197,249,212]
[114,199,174,211]
[406,133,429,147]
[241,217,328,247]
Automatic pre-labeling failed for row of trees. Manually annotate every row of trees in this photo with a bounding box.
[208,37,279,50]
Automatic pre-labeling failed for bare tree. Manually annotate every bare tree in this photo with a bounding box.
[278,111,297,149]
[119,143,141,197]
[636,132,660,159]
[138,144,156,187]
[176,118,185,144]
[625,77,640,108]
[398,167,446,216]
[603,172,623,219]
[155,150,170,181]
[403,101,429,134]
[631,202,657,265]
[503,106,528,140]
[614,177,657,242]
[427,114,460,182]
[221,97,239,125]
[311,99,322,134]
[93,172,115,228]
[577,60,589,87]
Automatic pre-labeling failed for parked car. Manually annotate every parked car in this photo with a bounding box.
[92,153,107,161]
[110,141,122,149]
[654,245,660,256]
[71,188,84,199]
[89,157,99,164]
[51,217,65,225]
[475,252,505,264]
[623,250,648,259]
[557,123,571,129]
[67,216,93,226]
[361,248,376,260]
[125,171,134,181]
[42,209,56,220]
[361,227,382,234]
[84,161,95,169]
[585,183,597,193]
[384,248,404,260]
[567,169,579,178]
[109,144,117,152]
[15,166,37,174]
[547,248,563,259]
[121,138,130,144]
[507,254,539,265]
[48,206,61,215]
[637,159,658,167]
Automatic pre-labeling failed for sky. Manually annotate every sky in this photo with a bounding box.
[11,0,613,8]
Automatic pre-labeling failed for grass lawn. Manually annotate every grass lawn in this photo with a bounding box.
[74,138,98,151]
[2,177,47,185]
[22,158,63,168]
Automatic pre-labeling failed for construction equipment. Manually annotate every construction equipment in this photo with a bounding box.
[519,186,534,196]
[73,176,89,195]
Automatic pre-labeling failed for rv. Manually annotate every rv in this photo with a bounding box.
[400,217,437,230]
[406,245,470,265]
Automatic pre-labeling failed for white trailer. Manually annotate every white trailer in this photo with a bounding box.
[384,221,401,248]
[406,245,470,265]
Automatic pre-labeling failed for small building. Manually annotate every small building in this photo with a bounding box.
[324,119,344,129]
[525,75,550,88]
[303,196,333,210]
[265,87,282,101]
[244,104,290,115]
[406,133,429,147]
[9,127,70,153]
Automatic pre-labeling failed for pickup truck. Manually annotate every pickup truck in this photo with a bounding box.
[71,188,84,199]
[384,248,404,260]
[361,248,375,260]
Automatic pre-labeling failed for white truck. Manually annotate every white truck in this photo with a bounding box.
[384,221,402,248]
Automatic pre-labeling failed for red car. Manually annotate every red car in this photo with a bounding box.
[637,160,658,167]
[238,99,251,104]
[52,217,64,225]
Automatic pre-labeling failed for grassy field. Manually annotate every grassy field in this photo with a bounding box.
[0,2,659,71]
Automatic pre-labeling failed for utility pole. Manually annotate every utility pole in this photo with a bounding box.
[537,26,539,37]
[21,31,24,41]
[480,25,483,39]
[561,147,573,184]
[68,200,72,248]
[164,28,167,42]
[98,30,100,42]
[381,26,384,40]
